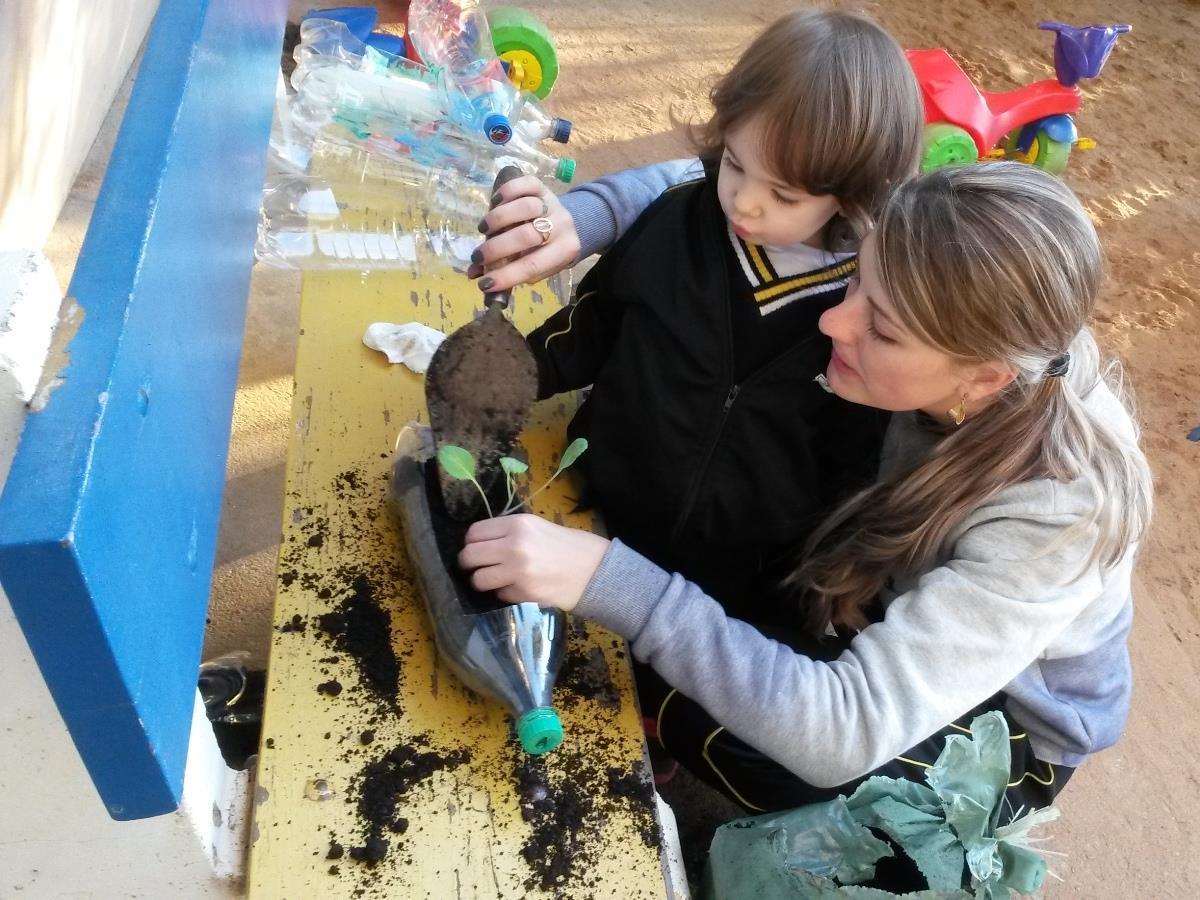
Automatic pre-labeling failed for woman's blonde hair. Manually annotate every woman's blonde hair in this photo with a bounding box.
[694,9,924,234]
[792,162,1154,632]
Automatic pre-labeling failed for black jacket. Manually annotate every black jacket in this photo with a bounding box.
[527,170,888,619]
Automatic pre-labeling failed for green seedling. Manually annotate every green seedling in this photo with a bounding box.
[436,438,588,518]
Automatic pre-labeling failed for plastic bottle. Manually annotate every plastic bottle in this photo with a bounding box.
[390,426,567,755]
[459,60,521,144]
[408,0,524,145]
[291,10,571,162]
[514,94,572,144]
[497,132,576,183]
[321,116,576,186]
[289,55,447,141]
[254,171,491,274]
[269,73,313,174]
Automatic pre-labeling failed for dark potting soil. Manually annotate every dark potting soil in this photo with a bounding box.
[555,641,621,711]
[315,572,401,709]
[516,755,581,890]
[272,465,412,715]
[606,765,661,849]
[278,613,306,633]
[421,458,508,617]
[513,745,661,895]
[348,739,471,866]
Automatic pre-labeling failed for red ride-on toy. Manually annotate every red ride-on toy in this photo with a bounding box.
[908,21,1131,174]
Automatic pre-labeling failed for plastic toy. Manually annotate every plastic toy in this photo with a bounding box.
[304,4,560,97]
[486,6,558,99]
[908,22,1131,174]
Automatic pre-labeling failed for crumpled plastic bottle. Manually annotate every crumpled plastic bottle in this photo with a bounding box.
[286,20,574,178]
[408,0,526,144]
[255,171,488,274]
[260,14,575,273]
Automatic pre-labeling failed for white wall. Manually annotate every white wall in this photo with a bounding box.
[0,0,160,251]
[0,598,248,898]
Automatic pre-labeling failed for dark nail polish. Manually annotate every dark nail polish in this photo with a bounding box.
[478,277,495,291]
[490,191,503,206]
[466,264,482,279]
[470,248,483,264]
[477,218,489,233]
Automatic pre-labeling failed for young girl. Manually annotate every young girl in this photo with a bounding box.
[460,162,1153,820]
[486,10,924,620]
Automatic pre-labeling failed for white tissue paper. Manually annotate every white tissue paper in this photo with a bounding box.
[362,322,447,374]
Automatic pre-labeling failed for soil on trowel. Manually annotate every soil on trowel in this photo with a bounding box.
[424,306,539,521]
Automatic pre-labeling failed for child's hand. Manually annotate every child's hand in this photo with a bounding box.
[469,176,581,293]
[458,514,609,610]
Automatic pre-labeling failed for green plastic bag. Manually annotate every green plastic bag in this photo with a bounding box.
[704,712,1059,899]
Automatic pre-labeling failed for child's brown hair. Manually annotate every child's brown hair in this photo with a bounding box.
[695,9,923,236]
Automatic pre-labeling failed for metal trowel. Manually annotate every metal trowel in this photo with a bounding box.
[424,166,539,521]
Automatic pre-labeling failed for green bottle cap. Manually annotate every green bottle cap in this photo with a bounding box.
[556,158,577,184]
[516,707,564,755]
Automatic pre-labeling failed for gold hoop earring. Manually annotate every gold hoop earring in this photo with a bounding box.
[949,396,968,426]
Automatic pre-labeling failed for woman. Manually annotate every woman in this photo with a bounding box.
[460,162,1152,817]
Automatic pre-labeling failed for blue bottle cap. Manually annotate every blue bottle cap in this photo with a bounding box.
[551,118,573,144]
[484,114,513,145]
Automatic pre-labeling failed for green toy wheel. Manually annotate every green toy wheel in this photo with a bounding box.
[1003,128,1072,175]
[488,7,559,99]
[920,123,980,174]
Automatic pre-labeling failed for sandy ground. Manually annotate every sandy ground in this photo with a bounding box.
[200,0,1200,895]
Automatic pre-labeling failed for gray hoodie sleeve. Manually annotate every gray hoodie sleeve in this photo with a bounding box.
[575,489,1115,787]
[560,158,704,259]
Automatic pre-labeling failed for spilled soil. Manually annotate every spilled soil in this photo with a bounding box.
[268,464,661,895]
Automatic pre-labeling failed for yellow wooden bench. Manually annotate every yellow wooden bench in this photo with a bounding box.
[247,163,672,898]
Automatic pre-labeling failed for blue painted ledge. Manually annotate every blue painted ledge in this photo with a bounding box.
[0,0,285,819]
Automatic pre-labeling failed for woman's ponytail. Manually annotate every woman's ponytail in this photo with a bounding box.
[791,165,1153,633]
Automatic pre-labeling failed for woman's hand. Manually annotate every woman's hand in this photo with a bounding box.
[457,514,610,611]
[468,175,581,293]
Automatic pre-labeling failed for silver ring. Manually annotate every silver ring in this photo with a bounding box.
[532,216,554,244]
[539,198,549,217]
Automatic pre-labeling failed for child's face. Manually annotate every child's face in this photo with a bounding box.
[818,235,1014,423]
[717,118,842,249]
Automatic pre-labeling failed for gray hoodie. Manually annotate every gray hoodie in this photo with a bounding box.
[575,379,1137,786]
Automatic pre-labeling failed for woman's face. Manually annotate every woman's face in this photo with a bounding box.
[717,118,842,249]
[818,234,1011,421]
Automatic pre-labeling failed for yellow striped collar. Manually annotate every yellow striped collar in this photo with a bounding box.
[728,224,858,315]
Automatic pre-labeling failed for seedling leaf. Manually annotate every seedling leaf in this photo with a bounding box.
[558,438,588,471]
[438,445,476,480]
[500,457,529,476]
